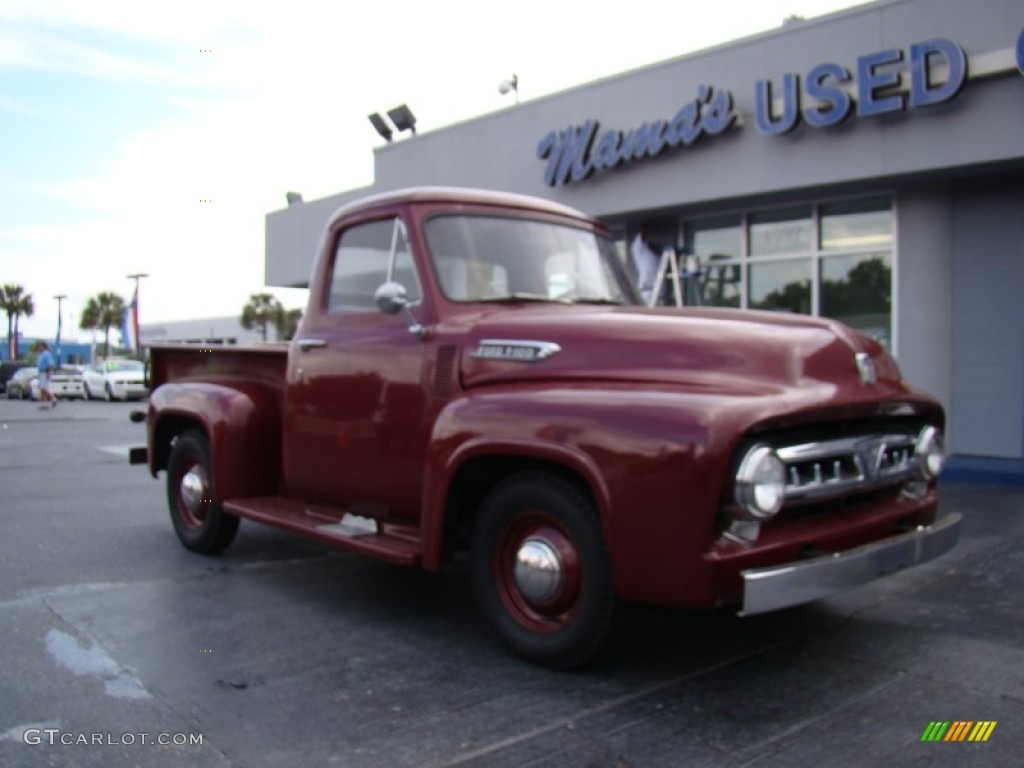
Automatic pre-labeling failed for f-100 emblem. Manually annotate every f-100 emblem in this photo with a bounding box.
[470,339,562,363]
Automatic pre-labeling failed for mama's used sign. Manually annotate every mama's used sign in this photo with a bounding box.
[537,37,982,187]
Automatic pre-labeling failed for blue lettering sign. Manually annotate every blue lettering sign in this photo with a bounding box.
[665,102,700,145]
[754,74,800,135]
[537,121,597,186]
[1016,27,1024,76]
[537,85,737,187]
[857,49,905,117]
[803,63,853,127]
[700,85,737,135]
[909,39,966,107]
[591,130,623,170]
[539,36,976,184]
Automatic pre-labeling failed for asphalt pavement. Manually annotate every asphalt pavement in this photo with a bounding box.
[0,397,1021,767]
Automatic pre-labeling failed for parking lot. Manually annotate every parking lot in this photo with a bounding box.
[0,396,1020,767]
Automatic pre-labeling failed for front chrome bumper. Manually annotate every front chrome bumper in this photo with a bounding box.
[739,513,961,616]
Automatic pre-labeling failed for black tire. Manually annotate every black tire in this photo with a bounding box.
[166,430,239,553]
[471,471,616,669]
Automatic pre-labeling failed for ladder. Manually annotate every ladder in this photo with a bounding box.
[648,247,702,308]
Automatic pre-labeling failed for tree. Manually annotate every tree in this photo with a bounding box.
[240,293,285,342]
[0,284,34,359]
[80,292,126,358]
[283,308,303,341]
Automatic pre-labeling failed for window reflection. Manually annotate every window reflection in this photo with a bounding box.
[821,252,892,346]
[679,197,893,348]
[750,206,813,257]
[703,258,741,308]
[821,197,892,250]
[749,260,811,314]
[687,216,741,308]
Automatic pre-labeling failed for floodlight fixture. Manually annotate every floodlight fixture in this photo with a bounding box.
[387,104,417,135]
[368,112,394,142]
[498,74,519,104]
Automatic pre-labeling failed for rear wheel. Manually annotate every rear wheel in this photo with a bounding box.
[471,472,616,669]
[166,430,239,553]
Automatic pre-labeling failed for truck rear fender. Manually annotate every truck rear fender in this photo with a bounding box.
[149,381,282,501]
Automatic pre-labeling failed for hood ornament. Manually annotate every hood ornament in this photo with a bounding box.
[470,339,561,362]
[855,352,877,386]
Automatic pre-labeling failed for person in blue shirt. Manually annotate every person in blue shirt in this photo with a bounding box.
[34,341,56,409]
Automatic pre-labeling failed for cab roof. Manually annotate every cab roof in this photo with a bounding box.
[326,186,592,228]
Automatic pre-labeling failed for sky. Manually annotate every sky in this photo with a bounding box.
[1,0,866,341]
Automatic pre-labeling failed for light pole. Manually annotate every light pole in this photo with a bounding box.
[54,294,66,365]
[126,273,148,359]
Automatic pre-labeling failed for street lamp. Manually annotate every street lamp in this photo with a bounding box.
[54,294,66,365]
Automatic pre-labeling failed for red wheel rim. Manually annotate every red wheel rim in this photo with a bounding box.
[175,461,210,530]
[494,510,581,633]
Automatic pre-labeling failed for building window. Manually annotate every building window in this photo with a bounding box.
[690,216,741,308]
[749,206,814,257]
[685,196,893,348]
[749,259,812,314]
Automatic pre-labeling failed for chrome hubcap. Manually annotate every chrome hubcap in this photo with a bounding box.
[514,538,563,605]
[180,467,207,514]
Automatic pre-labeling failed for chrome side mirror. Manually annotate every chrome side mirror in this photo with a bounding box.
[374,282,426,339]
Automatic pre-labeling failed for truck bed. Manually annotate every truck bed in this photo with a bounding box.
[148,343,288,397]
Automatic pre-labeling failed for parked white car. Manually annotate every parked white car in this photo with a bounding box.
[83,359,148,401]
[29,368,85,400]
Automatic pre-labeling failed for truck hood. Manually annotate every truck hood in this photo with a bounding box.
[459,305,901,397]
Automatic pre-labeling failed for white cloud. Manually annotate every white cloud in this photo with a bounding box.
[3,0,866,339]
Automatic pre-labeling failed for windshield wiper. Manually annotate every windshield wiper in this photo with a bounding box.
[566,296,624,306]
[476,293,570,304]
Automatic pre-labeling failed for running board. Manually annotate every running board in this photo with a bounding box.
[222,496,421,567]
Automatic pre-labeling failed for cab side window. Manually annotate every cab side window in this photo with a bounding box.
[328,218,421,313]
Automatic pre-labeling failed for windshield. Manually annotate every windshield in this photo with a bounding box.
[106,361,144,373]
[424,215,639,305]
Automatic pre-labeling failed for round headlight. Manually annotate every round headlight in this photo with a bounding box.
[735,445,786,519]
[915,426,945,480]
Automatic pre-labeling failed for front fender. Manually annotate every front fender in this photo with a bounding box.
[418,384,730,601]
[149,381,282,501]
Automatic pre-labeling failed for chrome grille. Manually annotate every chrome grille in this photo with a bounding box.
[776,433,918,503]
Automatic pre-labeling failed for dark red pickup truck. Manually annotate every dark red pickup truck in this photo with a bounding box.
[133,187,959,667]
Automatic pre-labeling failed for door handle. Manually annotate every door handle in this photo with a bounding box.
[297,338,327,352]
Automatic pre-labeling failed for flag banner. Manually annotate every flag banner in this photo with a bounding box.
[121,292,138,353]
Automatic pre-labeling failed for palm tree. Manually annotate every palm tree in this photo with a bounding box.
[241,293,285,342]
[80,292,126,358]
[283,308,303,341]
[0,284,34,359]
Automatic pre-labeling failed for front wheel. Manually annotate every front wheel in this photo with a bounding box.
[166,430,239,553]
[471,472,616,669]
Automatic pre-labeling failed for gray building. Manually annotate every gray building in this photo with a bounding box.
[140,316,267,347]
[265,0,1024,481]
